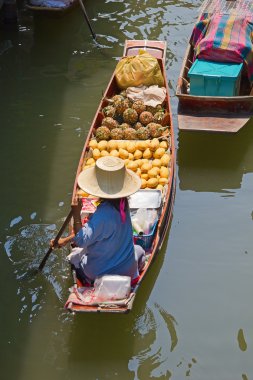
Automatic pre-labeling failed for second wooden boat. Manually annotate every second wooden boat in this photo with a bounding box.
[176,0,253,133]
[64,39,176,314]
[26,0,78,15]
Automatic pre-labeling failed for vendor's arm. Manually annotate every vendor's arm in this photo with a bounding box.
[50,202,82,248]
[50,212,103,249]
[51,203,109,249]
[53,233,75,248]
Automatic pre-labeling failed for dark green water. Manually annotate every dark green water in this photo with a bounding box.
[0,1,253,379]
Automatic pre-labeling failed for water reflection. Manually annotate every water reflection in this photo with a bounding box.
[129,303,178,379]
[178,119,253,192]
[157,304,178,352]
[31,13,81,75]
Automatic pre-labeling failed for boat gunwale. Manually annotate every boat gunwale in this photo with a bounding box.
[177,92,253,101]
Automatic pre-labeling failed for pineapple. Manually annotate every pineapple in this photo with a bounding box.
[124,127,137,140]
[95,126,111,141]
[110,128,124,140]
[115,98,132,116]
[147,123,164,138]
[136,127,150,140]
[134,122,144,130]
[154,111,165,124]
[139,111,154,125]
[132,100,146,115]
[146,104,163,115]
[120,123,131,129]
[111,94,125,104]
[101,117,119,130]
[119,90,127,98]
[123,108,138,124]
[102,105,116,118]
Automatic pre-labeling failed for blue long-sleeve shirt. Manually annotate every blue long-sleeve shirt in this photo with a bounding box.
[73,201,139,281]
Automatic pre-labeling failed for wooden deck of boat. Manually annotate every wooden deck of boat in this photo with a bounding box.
[123,40,167,59]
[178,114,251,133]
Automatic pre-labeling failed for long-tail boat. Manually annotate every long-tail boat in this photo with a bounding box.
[176,0,253,133]
[65,40,176,313]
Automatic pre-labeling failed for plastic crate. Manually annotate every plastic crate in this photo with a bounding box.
[133,221,158,251]
[188,59,243,96]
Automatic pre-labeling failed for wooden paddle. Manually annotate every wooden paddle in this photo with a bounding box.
[78,0,97,42]
[38,209,73,272]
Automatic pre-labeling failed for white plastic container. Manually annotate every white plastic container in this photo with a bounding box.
[94,275,131,302]
[128,189,162,209]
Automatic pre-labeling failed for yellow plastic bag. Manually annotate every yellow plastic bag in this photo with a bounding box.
[115,50,164,89]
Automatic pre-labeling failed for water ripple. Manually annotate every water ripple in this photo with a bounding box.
[3,222,71,323]
[129,302,179,378]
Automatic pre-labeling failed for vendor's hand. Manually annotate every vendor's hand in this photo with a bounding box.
[50,237,69,248]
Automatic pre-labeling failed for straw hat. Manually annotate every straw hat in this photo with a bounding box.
[77,156,141,199]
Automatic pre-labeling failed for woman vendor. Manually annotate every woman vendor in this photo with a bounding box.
[51,156,145,283]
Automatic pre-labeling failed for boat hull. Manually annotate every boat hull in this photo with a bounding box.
[177,91,253,133]
[67,40,176,314]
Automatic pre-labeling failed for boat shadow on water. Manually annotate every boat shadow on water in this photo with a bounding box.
[66,229,179,379]
[177,118,253,193]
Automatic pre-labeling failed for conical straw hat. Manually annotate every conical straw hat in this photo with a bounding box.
[77,156,141,199]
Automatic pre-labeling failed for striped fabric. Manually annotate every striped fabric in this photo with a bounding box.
[190,13,253,82]
[200,0,253,17]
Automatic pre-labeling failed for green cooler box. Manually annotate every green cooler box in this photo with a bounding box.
[188,59,243,96]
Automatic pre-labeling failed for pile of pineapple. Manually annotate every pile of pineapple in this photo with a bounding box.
[96,92,169,141]
[82,90,171,192]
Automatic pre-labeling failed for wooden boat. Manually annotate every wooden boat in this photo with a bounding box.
[176,0,253,133]
[65,39,176,314]
[26,0,78,15]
